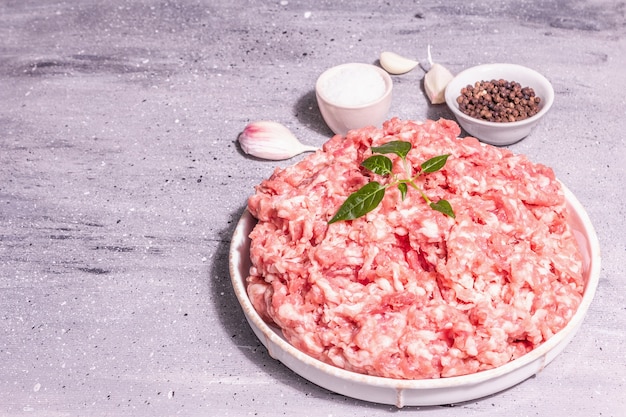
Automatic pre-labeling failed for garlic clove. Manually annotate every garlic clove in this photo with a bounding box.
[424,63,454,104]
[379,51,419,75]
[238,120,318,161]
[422,45,454,104]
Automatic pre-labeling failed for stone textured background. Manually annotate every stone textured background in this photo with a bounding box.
[1,0,624,415]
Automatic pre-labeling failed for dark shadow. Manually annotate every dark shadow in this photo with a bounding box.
[209,204,259,350]
[418,78,471,137]
[293,89,334,137]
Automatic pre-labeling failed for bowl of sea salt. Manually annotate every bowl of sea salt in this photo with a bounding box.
[315,63,393,136]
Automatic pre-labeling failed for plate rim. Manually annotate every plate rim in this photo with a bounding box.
[228,182,601,406]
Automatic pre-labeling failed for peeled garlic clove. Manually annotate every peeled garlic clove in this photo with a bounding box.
[238,121,318,161]
[379,51,419,75]
[422,45,454,104]
[424,63,454,104]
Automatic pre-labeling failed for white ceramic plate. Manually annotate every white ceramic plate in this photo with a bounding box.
[228,184,600,407]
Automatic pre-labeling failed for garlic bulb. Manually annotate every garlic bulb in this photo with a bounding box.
[238,121,318,160]
[379,51,419,75]
[423,45,454,104]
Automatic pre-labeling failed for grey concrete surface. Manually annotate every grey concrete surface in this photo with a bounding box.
[1,0,624,416]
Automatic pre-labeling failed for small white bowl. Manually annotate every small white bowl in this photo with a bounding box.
[315,63,393,136]
[444,63,554,146]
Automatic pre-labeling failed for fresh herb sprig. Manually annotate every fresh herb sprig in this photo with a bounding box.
[328,140,455,224]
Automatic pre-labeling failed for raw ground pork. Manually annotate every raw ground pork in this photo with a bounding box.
[246,118,584,379]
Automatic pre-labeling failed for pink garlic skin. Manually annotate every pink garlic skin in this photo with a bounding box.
[238,121,317,160]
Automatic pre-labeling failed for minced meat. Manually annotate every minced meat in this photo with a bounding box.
[246,118,584,379]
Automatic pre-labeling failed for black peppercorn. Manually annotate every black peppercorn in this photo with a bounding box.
[456,79,541,123]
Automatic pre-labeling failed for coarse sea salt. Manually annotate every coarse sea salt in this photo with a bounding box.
[321,66,386,107]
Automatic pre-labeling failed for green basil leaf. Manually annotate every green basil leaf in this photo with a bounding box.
[328,182,386,224]
[361,155,392,176]
[430,199,455,218]
[398,182,408,200]
[421,154,450,173]
[371,140,412,159]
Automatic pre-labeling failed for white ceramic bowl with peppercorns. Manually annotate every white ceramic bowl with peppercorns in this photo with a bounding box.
[444,63,554,146]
